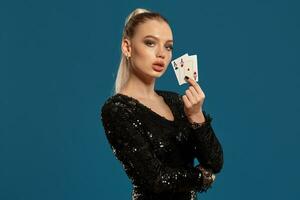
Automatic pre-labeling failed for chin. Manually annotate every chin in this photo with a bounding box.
[152,71,165,78]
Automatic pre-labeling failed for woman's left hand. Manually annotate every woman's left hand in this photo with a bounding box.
[182,76,206,123]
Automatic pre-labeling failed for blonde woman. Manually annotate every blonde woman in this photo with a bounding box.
[101,8,223,200]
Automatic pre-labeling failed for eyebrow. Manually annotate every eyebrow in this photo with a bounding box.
[143,35,173,43]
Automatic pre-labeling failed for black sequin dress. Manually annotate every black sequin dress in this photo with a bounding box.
[100,90,223,200]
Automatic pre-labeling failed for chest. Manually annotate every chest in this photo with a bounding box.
[136,97,175,122]
[141,118,193,165]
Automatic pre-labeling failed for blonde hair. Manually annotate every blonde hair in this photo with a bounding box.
[113,8,169,94]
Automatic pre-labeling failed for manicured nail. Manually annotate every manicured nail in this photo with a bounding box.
[185,76,189,80]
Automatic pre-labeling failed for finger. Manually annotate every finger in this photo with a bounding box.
[185,90,196,105]
[188,86,200,101]
[185,76,202,95]
[182,95,192,108]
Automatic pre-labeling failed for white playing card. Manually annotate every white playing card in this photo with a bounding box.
[171,53,188,85]
[181,56,194,83]
[171,53,199,85]
[171,59,181,85]
[188,54,198,82]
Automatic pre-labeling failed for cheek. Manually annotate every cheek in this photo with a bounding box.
[166,52,172,63]
[133,44,149,58]
[130,47,151,69]
[134,46,155,64]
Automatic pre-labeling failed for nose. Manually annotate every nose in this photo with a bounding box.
[156,44,166,59]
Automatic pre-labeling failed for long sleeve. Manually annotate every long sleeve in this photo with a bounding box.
[176,94,224,174]
[100,99,207,193]
[189,112,224,174]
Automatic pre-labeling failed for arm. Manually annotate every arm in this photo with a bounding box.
[176,94,224,174]
[189,111,224,174]
[100,100,209,193]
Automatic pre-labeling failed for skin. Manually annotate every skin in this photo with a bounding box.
[121,18,215,181]
[121,19,206,123]
[121,19,173,99]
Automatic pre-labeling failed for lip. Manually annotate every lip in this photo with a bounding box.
[152,61,165,72]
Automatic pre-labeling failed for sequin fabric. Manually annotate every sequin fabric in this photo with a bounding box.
[100,90,223,200]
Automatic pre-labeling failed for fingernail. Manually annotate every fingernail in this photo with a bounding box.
[185,76,189,80]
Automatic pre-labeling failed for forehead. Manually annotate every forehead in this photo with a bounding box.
[133,19,173,41]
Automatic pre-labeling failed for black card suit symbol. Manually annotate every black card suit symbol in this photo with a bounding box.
[180,59,184,67]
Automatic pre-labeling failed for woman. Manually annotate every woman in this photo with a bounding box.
[100,8,224,200]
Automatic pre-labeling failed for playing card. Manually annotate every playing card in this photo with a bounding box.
[181,56,194,84]
[171,59,180,85]
[188,54,198,82]
[171,53,188,85]
[171,53,199,85]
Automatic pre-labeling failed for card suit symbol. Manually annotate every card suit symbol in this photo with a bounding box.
[180,58,184,67]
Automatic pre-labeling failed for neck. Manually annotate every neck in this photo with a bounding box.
[121,72,158,99]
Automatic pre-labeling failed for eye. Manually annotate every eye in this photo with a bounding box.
[165,44,173,51]
[144,40,155,47]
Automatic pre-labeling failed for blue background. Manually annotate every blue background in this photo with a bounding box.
[1,0,299,199]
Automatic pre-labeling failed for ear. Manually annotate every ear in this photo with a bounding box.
[121,38,132,58]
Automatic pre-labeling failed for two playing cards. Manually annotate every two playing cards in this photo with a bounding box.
[171,53,198,85]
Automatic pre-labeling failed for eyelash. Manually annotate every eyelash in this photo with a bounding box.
[144,40,173,51]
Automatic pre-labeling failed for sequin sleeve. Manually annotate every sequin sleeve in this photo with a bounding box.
[189,111,224,174]
[175,93,224,174]
[100,99,209,193]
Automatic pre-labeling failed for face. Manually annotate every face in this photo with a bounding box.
[123,19,173,80]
